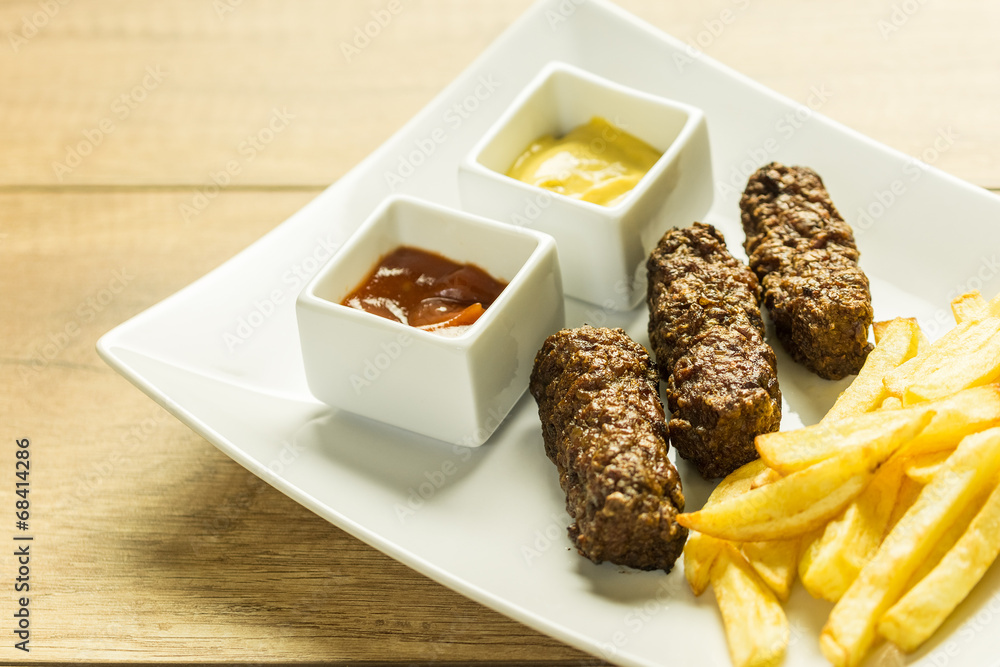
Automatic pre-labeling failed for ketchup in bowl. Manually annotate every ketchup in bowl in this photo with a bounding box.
[341,246,507,336]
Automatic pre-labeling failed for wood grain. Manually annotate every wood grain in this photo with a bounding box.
[1,0,998,663]
[1,0,998,188]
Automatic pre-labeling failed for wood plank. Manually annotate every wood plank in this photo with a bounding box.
[0,0,537,187]
[0,0,998,188]
[0,190,593,663]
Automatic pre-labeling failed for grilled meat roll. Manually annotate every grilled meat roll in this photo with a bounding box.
[740,162,873,380]
[647,223,782,479]
[529,325,687,572]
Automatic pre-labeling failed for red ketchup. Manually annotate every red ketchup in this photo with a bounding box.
[341,246,507,336]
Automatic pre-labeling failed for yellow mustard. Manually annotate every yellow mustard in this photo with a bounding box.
[505,117,661,207]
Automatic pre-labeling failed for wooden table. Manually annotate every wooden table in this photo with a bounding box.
[2,0,998,663]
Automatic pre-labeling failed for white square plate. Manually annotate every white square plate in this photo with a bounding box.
[98,1,1000,665]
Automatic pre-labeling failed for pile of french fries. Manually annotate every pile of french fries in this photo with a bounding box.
[677,290,1000,667]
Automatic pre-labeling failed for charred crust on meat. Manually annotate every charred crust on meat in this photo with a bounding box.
[740,162,874,380]
[529,326,687,572]
[646,222,782,479]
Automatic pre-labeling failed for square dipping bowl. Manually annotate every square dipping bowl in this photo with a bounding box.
[296,195,564,447]
[458,61,713,311]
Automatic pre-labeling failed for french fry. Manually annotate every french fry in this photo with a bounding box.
[685,531,726,597]
[711,543,789,667]
[819,428,1000,667]
[903,449,951,485]
[823,318,920,423]
[879,396,903,410]
[794,327,918,603]
[882,320,986,396]
[916,328,931,353]
[872,321,888,344]
[883,317,1000,405]
[758,407,922,475]
[743,539,800,602]
[893,386,1000,460]
[988,289,1000,317]
[684,459,776,596]
[678,434,907,542]
[872,319,930,348]
[691,453,797,602]
[899,478,991,603]
[952,290,987,323]
[878,480,1000,652]
[905,329,1000,403]
[799,455,906,602]
[758,386,1000,474]
[712,459,777,500]
[886,475,924,534]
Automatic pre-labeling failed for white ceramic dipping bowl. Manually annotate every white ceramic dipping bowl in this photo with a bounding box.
[296,195,564,447]
[458,61,713,311]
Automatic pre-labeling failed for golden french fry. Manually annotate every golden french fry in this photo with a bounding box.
[872,319,928,347]
[823,318,920,423]
[758,386,1000,474]
[952,290,987,323]
[678,436,904,542]
[916,328,931,353]
[799,455,906,603]
[711,459,776,501]
[711,543,789,667]
[685,531,726,597]
[687,414,926,545]
[758,408,922,475]
[883,320,985,395]
[683,460,777,596]
[905,329,1000,404]
[893,387,1000,461]
[879,396,903,410]
[743,538,800,602]
[904,449,951,485]
[878,480,1000,652]
[900,478,989,602]
[872,321,888,344]
[883,317,1000,404]
[869,317,916,346]
[988,290,1000,317]
[750,468,782,490]
[820,428,1000,667]
[886,475,924,535]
